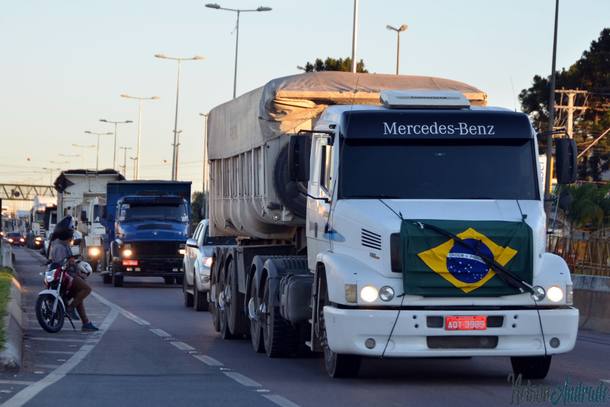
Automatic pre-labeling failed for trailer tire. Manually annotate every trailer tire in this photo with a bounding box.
[218,267,235,339]
[224,257,248,338]
[249,275,264,353]
[511,356,552,380]
[262,278,298,358]
[318,273,361,378]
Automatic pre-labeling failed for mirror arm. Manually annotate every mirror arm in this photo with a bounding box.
[304,192,330,204]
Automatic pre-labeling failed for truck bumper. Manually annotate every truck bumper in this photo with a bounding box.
[323,306,578,357]
[115,257,184,277]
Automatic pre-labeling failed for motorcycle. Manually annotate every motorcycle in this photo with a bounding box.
[35,258,92,333]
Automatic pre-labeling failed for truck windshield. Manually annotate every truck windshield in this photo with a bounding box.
[339,139,539,200]
[120,204,188,222]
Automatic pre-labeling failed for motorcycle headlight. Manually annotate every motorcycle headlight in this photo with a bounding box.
[88,247,101,257]
[122,248,133,258]
[360,286,378,303]
[179,248,186,255]
[546,286,564,303]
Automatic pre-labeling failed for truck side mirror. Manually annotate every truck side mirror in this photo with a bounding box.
[555,138,577,184]
[288,135,312,182]
[101,206,107,219]
[80,210,88,223]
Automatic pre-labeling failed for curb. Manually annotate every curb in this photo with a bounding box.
[0,277,24,371]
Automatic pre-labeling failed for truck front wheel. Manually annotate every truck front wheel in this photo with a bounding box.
[318,275,361,378]
[511,356,552,380]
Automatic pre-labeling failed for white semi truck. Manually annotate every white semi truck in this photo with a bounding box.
[54,169,123,269]
[206,72,579,379]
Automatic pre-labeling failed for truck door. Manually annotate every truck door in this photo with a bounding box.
[306,134,334,267]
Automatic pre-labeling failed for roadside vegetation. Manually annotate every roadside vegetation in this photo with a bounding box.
[0,267,14,351]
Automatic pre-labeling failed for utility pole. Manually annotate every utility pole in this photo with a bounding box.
[544,0,559,199]
[199,113,209,217]
[129,157,137,179]
[119,146,132,178]
[351,0,359,73]
[555,89,588,139]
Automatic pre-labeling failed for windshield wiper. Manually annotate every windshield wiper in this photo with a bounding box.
[414,222,536,295]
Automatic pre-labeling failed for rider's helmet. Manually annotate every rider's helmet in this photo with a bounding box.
[52,215,75,241]
[76,260,93,279]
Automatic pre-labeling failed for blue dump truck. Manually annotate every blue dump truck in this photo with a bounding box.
[101,181,192,287]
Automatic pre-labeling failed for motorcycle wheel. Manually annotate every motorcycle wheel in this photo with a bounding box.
[35,294,65,333]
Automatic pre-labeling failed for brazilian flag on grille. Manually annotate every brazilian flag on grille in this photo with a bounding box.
[400,220,533,297]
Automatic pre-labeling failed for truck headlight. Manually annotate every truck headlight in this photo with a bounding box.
[203,257,213,268]
[35,236,43,242]
[379,286,395,302]
[344,284,357,303]
[546,286,564,303]
[531,285,546,301]
[360,286,378,303]
[179,248,186,255]
[88,247,101,257]
[122,248,133,258]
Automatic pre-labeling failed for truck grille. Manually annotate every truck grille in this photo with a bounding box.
[427,336,498,349]
[361,229,382,250]
[131,242,182,257]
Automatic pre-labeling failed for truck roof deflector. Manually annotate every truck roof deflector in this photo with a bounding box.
[380,90,470,109]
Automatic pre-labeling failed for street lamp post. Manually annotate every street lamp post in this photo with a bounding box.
[386,24,408,75]
[84,131,113,171]
[100,119,133,170]
[204,3,271,98]
[199,112,209,217]
[155,54,204,181]
[120,94,160,180]
[119,146,132,178]
[351,0,359,73]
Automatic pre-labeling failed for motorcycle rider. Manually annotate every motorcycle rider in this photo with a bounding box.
[49,215,99,332]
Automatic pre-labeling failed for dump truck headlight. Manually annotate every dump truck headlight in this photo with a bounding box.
[360,286,378,303]
[546,285,564,303]
[379,286,395,302]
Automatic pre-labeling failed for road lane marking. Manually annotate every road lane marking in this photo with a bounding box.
[26,337,92,343]
[223,371,262,387]
[0,380,36,386]
[602,379,610,384]
[92,292,150,326]
[192,354,223,367]
[263,394,301,407]
[3,307,119,407]
[33,364,61,369]
[35,351,73,355]
[170,341,195,351]
[150,328,171,337]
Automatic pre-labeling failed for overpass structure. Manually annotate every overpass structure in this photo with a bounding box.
[0,183,55,201]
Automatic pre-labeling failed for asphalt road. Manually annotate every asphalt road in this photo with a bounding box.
[2,247,609,407]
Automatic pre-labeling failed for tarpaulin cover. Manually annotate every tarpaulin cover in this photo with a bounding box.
[208,72,487,159]
[400,219,533,297]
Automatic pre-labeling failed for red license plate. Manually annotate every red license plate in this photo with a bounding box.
[445,316,487,331]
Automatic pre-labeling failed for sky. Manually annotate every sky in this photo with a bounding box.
[1,0,609,201]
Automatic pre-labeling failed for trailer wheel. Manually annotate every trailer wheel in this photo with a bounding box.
[511,356,552,379]
[223,258,248,338]
[248,276,264,353]
[262,278,297,358]
[218,267,235,339]
[318,274,361,378]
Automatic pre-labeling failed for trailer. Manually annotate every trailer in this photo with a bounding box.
[206,72,579,379]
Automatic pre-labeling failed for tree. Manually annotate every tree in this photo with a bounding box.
[519,28,610,180]
[191,191,206,227]
[563,183,610,231]
[302,57,368,73]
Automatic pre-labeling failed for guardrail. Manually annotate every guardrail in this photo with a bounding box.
[548,236,610,277]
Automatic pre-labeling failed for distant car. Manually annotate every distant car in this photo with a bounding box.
[182,219,235,311]
[5,232,25,246]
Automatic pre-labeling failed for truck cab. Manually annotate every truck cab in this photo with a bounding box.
[298,91,578,377]
[109,194,190,286]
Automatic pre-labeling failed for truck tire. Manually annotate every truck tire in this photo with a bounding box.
[262,279,298,358]
[164,277,175,285]
[511,356,552,379]
[113,274,124,287]
[218,267,235,339]
[223,258,248,338]
[318,274,361,378]
[183,273,194,307]
[249,276,264,353]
